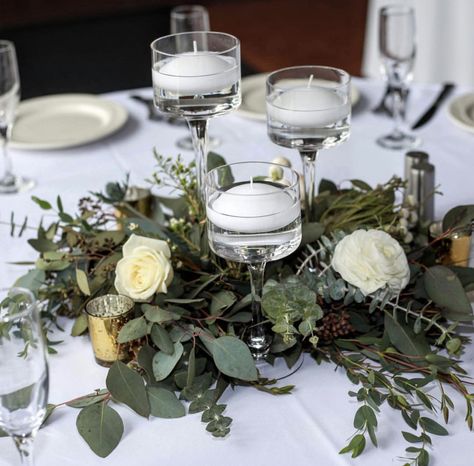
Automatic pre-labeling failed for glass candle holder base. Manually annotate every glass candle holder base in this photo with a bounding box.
[247,332,272,361]
[175,135,221,151]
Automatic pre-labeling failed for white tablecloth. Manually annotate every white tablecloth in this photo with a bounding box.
[1,78,474,465]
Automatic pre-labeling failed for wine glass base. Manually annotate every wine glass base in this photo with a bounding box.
[0,176,35,194]
[176,135,221,151]
[376,132,421,150]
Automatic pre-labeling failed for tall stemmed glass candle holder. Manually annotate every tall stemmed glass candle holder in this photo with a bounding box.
[151,32,241,203]
[377,5,419,150]
[206,162,302,360]
[266,66,351,222]
[0,288,49,465]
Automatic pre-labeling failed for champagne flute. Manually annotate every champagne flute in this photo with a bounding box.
[0,288,49,465]
[205,162,302,359]
[170,5,221,151]
[377,5,420,150]
[0,41,34,194]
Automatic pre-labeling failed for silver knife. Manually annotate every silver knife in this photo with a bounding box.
[411,83,455,130]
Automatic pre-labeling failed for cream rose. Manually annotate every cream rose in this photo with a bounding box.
[331,229,410,296]
[114,234,174,302]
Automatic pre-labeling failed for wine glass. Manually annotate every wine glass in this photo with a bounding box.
[170,4,210,33]
[0,288,49,465]
[0,41,34,194]
[170,5,221,152]
[151,32,241,205]
[205,161,302,360]
[377,5,419,150]
[266,66,351,222]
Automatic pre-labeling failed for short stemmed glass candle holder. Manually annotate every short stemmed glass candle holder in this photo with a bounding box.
[0,288,49,465]
[205,161,302,360]
[377,5,419,150]
[266,66,351,222]
[151,32,241,204]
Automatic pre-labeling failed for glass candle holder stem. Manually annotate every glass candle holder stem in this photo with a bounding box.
[300,149,318,222]
[14,434,35,466]
[247,261,271,360]
[187,118,209,204]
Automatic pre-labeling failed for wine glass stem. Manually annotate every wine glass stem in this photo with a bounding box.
[13,434,35,466]
[300,150,319,222]
[391,85,407,136]
[0,124,14,186]
[247,261,271,360]
[187,118,209,206]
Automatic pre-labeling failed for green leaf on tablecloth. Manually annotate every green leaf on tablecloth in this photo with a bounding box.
[212,336,257,381]
[318,178,338,194]
[150,324,174,354]
[417,449,430,466]
[13,269,46,294]
[339,433,366,458]
[384,312,430,356]
[117,316,147,344]
[210,290,236,315]
[424,266,473,321]
[67,389,109,408]
[75,268,91,296]
[71,313,88,336]
[76,402,123,458]
[31,196,52,210]
[152,341,184,382]
[106,361,150,417]
[419,417,449,436]
[147,387,185,418]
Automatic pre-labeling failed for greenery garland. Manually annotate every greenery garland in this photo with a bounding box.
[5,152,474,466]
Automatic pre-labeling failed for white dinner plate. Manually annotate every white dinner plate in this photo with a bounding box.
[10,94,128,150]
[237,73,361,121]
[447,93,474,134]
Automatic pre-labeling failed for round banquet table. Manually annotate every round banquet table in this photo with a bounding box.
[0,77,473,466]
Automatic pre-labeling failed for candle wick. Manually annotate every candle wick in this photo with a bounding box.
[307,74,314,88]
[193,40,198,54]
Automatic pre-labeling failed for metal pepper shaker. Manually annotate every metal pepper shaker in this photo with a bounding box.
[410,161,435,224]
[404,151,429,198]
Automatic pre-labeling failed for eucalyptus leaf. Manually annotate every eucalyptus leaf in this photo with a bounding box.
[424,266,473,321]
[147,387,185,418]
[152,342,184,381]
[14,269,46,294]
[76,403,123,458]
[67,389,109,408]
[301,222,324,245]
[106,361,150,417]
[71,313,88,336]
[150,324,174,355]
[142,304,180,323]
[212,336,257,381]
[210,290,236,315]
[117,316,147,344]
[76,269,91,296]
[442,205,474,231]
[384,312,430,356]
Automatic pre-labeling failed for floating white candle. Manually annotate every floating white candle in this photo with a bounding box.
[152,53,239,95]
[267,86,350,128]
[207,182,300,234]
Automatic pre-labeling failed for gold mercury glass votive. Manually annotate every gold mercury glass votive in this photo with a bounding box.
[85,294,135,367]
[430,222,473,267]
[115,186,153,228]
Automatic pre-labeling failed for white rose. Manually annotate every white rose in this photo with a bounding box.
[331,229,410,296]
[114,234,174,302]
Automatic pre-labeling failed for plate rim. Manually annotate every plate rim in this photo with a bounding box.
[10,93,128,150]
[237,73,361,121]
[447,93,474,134]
